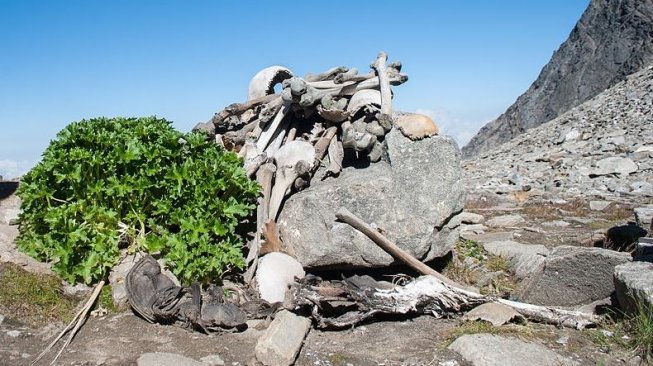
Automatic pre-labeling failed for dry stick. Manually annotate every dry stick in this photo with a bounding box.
[335,208,464,289]
[31,280,105,366]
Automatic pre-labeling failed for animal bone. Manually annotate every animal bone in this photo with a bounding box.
[264,117,291,156]
[259,96,284,124]
[212,94,278,126]
[305,66,348,82]
[248,66,293,100]
[368,141,383,162]
[256,163,276,223]
[257,103,291,152]
[347,89,381,118]
[371,52,393,119]
[342,122,376,152]
[312,126,338,171]
[269,141,315,221]
[326,136,344,177]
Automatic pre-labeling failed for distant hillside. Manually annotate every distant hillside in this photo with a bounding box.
[463,0,653,158]
[464,65,653,199]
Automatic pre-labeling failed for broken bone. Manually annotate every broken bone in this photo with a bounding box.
[248,66,293,101]
[269,141,315,221]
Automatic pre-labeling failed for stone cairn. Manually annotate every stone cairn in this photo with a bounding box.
[195,52,439,279]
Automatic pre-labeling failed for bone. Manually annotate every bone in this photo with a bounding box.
[256,163,276,223]
[259,96,284,124]
[305,66,348,82]
[264,117,291,156]
[371,52,392,118]
[326,137,344,177]
[269,141,316,221]
[312,126,338,171]
[212,94,278,126]
[257,103,291,152]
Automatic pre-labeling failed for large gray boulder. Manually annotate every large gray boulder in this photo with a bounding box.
[520,246,631,306]
[278,130,464,269]
[448,334,578,366]
[614,261,653,314]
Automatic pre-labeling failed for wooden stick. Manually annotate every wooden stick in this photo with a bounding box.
[335,208,464,289]
[32,280,105,366]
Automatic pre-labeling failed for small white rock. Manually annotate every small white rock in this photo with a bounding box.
[6,330,21,338]
[256,252,305,303]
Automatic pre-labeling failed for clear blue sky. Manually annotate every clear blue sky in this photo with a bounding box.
[0,0,589,178]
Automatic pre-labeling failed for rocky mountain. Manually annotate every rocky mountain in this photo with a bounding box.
[464,65,653,199]
[463,0,653,158]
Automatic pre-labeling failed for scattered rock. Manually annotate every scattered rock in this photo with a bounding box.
[542,220,570,227]
[256,252,305,303]
[634,205,653,229]
[448,333,578,366]
[200,354,225,366]
[278,132,464,269]
[520,246,631,306]
[614,261,653,314]
[483,240,549,279]
[590,157,638,177]
[137,352,203,366]
[255,310,311,366]
[459,212,485,225]
[589,200,611,211]
[485,214,525,228]
[462,303,524,326]
[0,314,4,325]
[6,330,21,338]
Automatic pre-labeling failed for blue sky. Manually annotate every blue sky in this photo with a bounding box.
[0,0,589,178]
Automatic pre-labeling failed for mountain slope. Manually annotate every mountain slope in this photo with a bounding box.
[463,0,653,158]
[464,65,653,199]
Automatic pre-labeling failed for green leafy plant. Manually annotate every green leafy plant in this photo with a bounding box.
[17,117,259,284]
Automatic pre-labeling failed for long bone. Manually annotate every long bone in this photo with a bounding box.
[269,141,315,221]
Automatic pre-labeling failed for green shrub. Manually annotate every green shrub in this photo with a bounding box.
[17,117,259,285]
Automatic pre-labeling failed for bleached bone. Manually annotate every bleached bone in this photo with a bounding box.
[264,117,291,156]
[212,94,278,126]
[248,66,293,101]
[326,136,344,177]
[259,96,284,124]
[347,89,381,118]
[257,103,291,152]
[312,126,338,172]
[257,163,276,223]
[305,66,348,82]
[316,95,350,122]
[269,141,315,221]
[342,122,376,152]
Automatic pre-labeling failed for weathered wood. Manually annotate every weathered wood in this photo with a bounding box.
[335,208,466,289]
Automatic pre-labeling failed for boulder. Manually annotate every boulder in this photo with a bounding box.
[634,205,653,229]
[590,157,637,177]
[255,310,311,366]
[482,240,549,279]
[278,131,464,269]
[614,261,653,314]
[448,334,578,366]
[520,246,631,306]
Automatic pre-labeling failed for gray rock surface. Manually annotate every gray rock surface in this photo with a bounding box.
[137,352,203,366]
[255,310,311,366]
[634,205,653,229]
[278,131,464,269]
[485,214,525,228]
[614,261,653,314]
[520,246,631,306]
[483,240,549,279]
[464,66,653,202]
[459,212,485,224]
[463,0,653,158]
[448,333,578,366]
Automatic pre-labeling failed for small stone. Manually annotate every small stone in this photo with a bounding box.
[542,220,571,227]
[200,354,225,366]
[589,200,611,211]
[255,310,311,366]
[556,335,569,345]
[438,361,459,366]
[6,330,21,338]
[0,314,4,326]
[462,302,524,326]
[485,214,525,228]
[137,352,203,366]
[564,128,581,142]
[459,212,485,225]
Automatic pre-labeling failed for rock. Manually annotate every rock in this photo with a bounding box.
[463,0,653,158]
[394,113,439,140]
[256,252,305,304]
[255,310,311,366]
[564,128,581,142]
[520,246,631,306]
[483,240,549,279]
[200,354,225,366]
[6,330,21,338]
[589,200,611,211]
[542,220,570,227]
[614,261,653,314]
[590,157,638,177]
[278,131,464,269]
[631,181,653,196]
[459,212,485,225]
[0,314,4,326]
[448,334,578,366]
[137,353,203,366]
[634,205,653,229]
[1,208,19,225]
[462,303,524,326]
[485,214,525,228]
